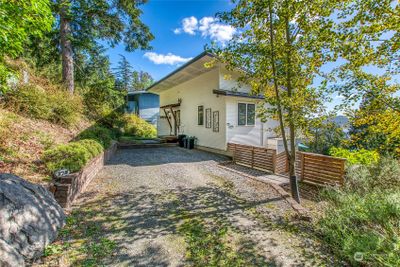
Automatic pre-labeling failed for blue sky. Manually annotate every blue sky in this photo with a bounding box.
[103,0,398,113]
[105,0,234,81]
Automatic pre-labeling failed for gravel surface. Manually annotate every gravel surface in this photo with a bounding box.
[59,147,333,266]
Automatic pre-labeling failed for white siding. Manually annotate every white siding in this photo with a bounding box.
[225,97,280,147]
[157,69,227,150]
[219,69,252,93]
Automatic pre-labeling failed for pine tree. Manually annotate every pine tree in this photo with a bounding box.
[53,0,154,94]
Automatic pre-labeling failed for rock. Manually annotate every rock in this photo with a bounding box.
[0,173,66,265]
[0,239,25,267]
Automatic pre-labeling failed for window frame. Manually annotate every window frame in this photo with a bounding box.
[198,105,204,125]
[237,102,256,126]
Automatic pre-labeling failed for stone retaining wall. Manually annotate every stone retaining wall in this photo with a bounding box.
[52,142,117,208]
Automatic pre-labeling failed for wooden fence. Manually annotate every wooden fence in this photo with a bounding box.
[296,152,345,186]
[227,143,276,172]
[227,143,346,186]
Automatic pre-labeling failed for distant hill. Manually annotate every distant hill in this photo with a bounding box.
[332,115,349,128]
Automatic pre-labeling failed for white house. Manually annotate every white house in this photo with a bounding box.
[147,51,282,153]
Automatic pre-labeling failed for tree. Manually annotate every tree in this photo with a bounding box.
[0,0,53,92]
[131,70,153,91]
[53,0,154,94]
[213,0,339,202]
[306,118,346,155]
[330,0,400,157]
[114,55,133,92]
[0,0,53,58]
[76,46,125,120]
[330,1,399,113]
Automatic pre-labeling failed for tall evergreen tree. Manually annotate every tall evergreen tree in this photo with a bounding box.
[114,55,133,92]
[53,0,154,94]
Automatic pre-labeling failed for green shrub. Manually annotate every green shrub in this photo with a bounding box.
[121,114,156,138]
[48,90,83,125]
[329,147,379,166]
[345,157,400,194]
[42,140,103,173]
[319,191,400,266]
[77,125,114,149]
[319,158,400,266]
[5,84,52,119]
[4,84,82,126]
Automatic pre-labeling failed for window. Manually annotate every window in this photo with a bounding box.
[198,106,204,125]
[238,103,255,126]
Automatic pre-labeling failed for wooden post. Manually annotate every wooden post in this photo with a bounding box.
[300,153,305,181]
[272,150,277,173]
[232,144,236,163]
[163,109,172,134]
[170,107,177,136]
[340,159,345,186]
[251,146,254,168]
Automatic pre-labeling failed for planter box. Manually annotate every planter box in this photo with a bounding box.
[52,141,117,208]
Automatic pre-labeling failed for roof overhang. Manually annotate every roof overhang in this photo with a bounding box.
[147,51,216,93]
[213,89,265,100]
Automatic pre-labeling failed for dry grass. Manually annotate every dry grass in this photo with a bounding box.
[0,108,91,184]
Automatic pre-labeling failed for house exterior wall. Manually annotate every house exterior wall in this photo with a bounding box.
[219,69,252,93]
[155,64,281,151]
[224,97,280,148]
[157,69,227,150]
[138,93,159,126]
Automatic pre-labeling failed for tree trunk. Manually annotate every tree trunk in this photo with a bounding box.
[284,1,300,203]
[60,0,74,94]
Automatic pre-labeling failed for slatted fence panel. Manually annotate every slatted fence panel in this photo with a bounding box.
[227,143,275,172]
[227,143,346,187]
[275,152,289,174]
[300,152,345,186]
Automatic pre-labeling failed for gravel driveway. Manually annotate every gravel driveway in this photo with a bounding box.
[45,147,335,266]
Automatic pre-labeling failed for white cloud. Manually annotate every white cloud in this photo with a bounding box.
[177,16,198,35]
[144,52,192,65]
[174,16,235,45]
[173,28,182,34]
[199,17,236,44]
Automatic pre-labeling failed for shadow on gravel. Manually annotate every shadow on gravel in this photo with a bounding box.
[69,184,286,266]
[106,147,230,167]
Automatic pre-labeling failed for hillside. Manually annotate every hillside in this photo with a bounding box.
[0,108,91,184]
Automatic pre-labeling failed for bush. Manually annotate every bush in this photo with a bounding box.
[319,191,400,266]
[48,90,83,125]
[4,84,82,126]
[42,140,103,173]
[345,157,400,194]
[77,125,114,149]
[329,147,379,166]
[318,157,400,266]
[121,114,156,138]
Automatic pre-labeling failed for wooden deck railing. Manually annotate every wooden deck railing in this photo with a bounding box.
[227,143,346,186]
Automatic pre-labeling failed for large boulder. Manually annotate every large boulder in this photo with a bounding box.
[0,174,66,266]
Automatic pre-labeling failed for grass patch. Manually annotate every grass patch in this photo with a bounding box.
[318,157,400,266]
[43,208,117,266]
[178,217,269,266]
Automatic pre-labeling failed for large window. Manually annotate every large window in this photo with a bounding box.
[198,106,204,125]
[238,103,255,126]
